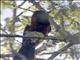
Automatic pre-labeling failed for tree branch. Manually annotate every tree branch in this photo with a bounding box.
[47,43,73,60]
[0,34,65,41]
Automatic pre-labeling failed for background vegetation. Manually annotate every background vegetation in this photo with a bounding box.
[0,0,80,60]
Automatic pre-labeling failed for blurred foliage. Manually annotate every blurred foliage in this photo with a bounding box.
[1,1,14,8]
[0,0,80,60]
